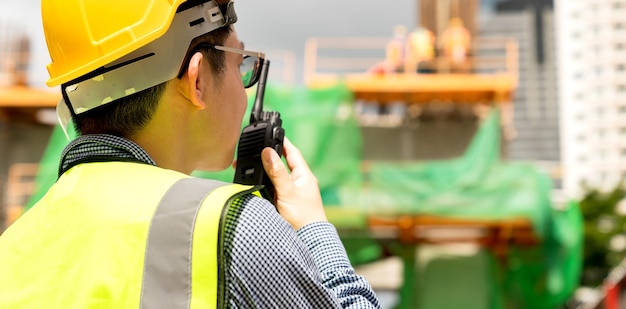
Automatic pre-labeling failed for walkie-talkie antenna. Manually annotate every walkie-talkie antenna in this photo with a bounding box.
[250,60,270,124]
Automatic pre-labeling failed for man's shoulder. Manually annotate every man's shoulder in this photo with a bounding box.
[222,194,294,237]
[226,194,279,221]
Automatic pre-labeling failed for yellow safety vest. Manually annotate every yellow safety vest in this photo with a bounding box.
[0,162,257,308]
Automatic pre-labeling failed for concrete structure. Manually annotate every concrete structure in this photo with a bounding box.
[478,7,561,182]
[556,0,626,197]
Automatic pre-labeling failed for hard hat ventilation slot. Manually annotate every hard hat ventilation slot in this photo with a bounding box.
[189,18,205,27]
[207,6,224,23]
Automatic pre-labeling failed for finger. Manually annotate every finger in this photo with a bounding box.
[282,138,316,187]
[262,147,292,191]
[282,137,310,173]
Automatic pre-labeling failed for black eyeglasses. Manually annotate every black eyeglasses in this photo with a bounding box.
[191,43,265,88]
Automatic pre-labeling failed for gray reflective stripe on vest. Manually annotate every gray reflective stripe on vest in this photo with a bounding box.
[140,177,226,309]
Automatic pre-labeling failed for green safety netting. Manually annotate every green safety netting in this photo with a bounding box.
[25,82,582,309]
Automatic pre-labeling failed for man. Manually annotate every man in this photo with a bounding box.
[0,0,382,308]
[405,26,436,74]
[441,18,472,68]
[384,24,408,74]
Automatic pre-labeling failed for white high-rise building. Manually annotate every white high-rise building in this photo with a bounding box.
[556,0,626,197]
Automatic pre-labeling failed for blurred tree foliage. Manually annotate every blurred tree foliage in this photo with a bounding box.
[579,182,626,287]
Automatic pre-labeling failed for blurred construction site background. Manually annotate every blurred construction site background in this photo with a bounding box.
[4,0,626,308]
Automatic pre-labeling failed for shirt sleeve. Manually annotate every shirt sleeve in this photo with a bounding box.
[222,194,381,309]
[297,222,382,309]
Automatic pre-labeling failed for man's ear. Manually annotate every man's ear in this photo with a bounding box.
[186,51,206,109]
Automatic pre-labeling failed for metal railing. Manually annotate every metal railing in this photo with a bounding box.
[303,36,519,84]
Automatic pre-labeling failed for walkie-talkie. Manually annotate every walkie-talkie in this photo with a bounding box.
[233,60,284,201]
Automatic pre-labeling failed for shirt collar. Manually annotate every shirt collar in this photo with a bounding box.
[59,134,156,177]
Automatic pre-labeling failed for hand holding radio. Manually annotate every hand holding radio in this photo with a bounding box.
[261,137,327,230]
[232,58,327,228]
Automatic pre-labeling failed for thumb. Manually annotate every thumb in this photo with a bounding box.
[262,147,291,191]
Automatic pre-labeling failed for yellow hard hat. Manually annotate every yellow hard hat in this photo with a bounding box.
[449,18,464,27]
[44,0,236,132]
[43,0,187,87]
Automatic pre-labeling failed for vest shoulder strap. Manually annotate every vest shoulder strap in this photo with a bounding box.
[140,177,229,309]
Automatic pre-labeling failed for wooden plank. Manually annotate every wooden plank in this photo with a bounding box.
[0,86,59,108]
[367,214,539,248]
[307,73,516,104]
